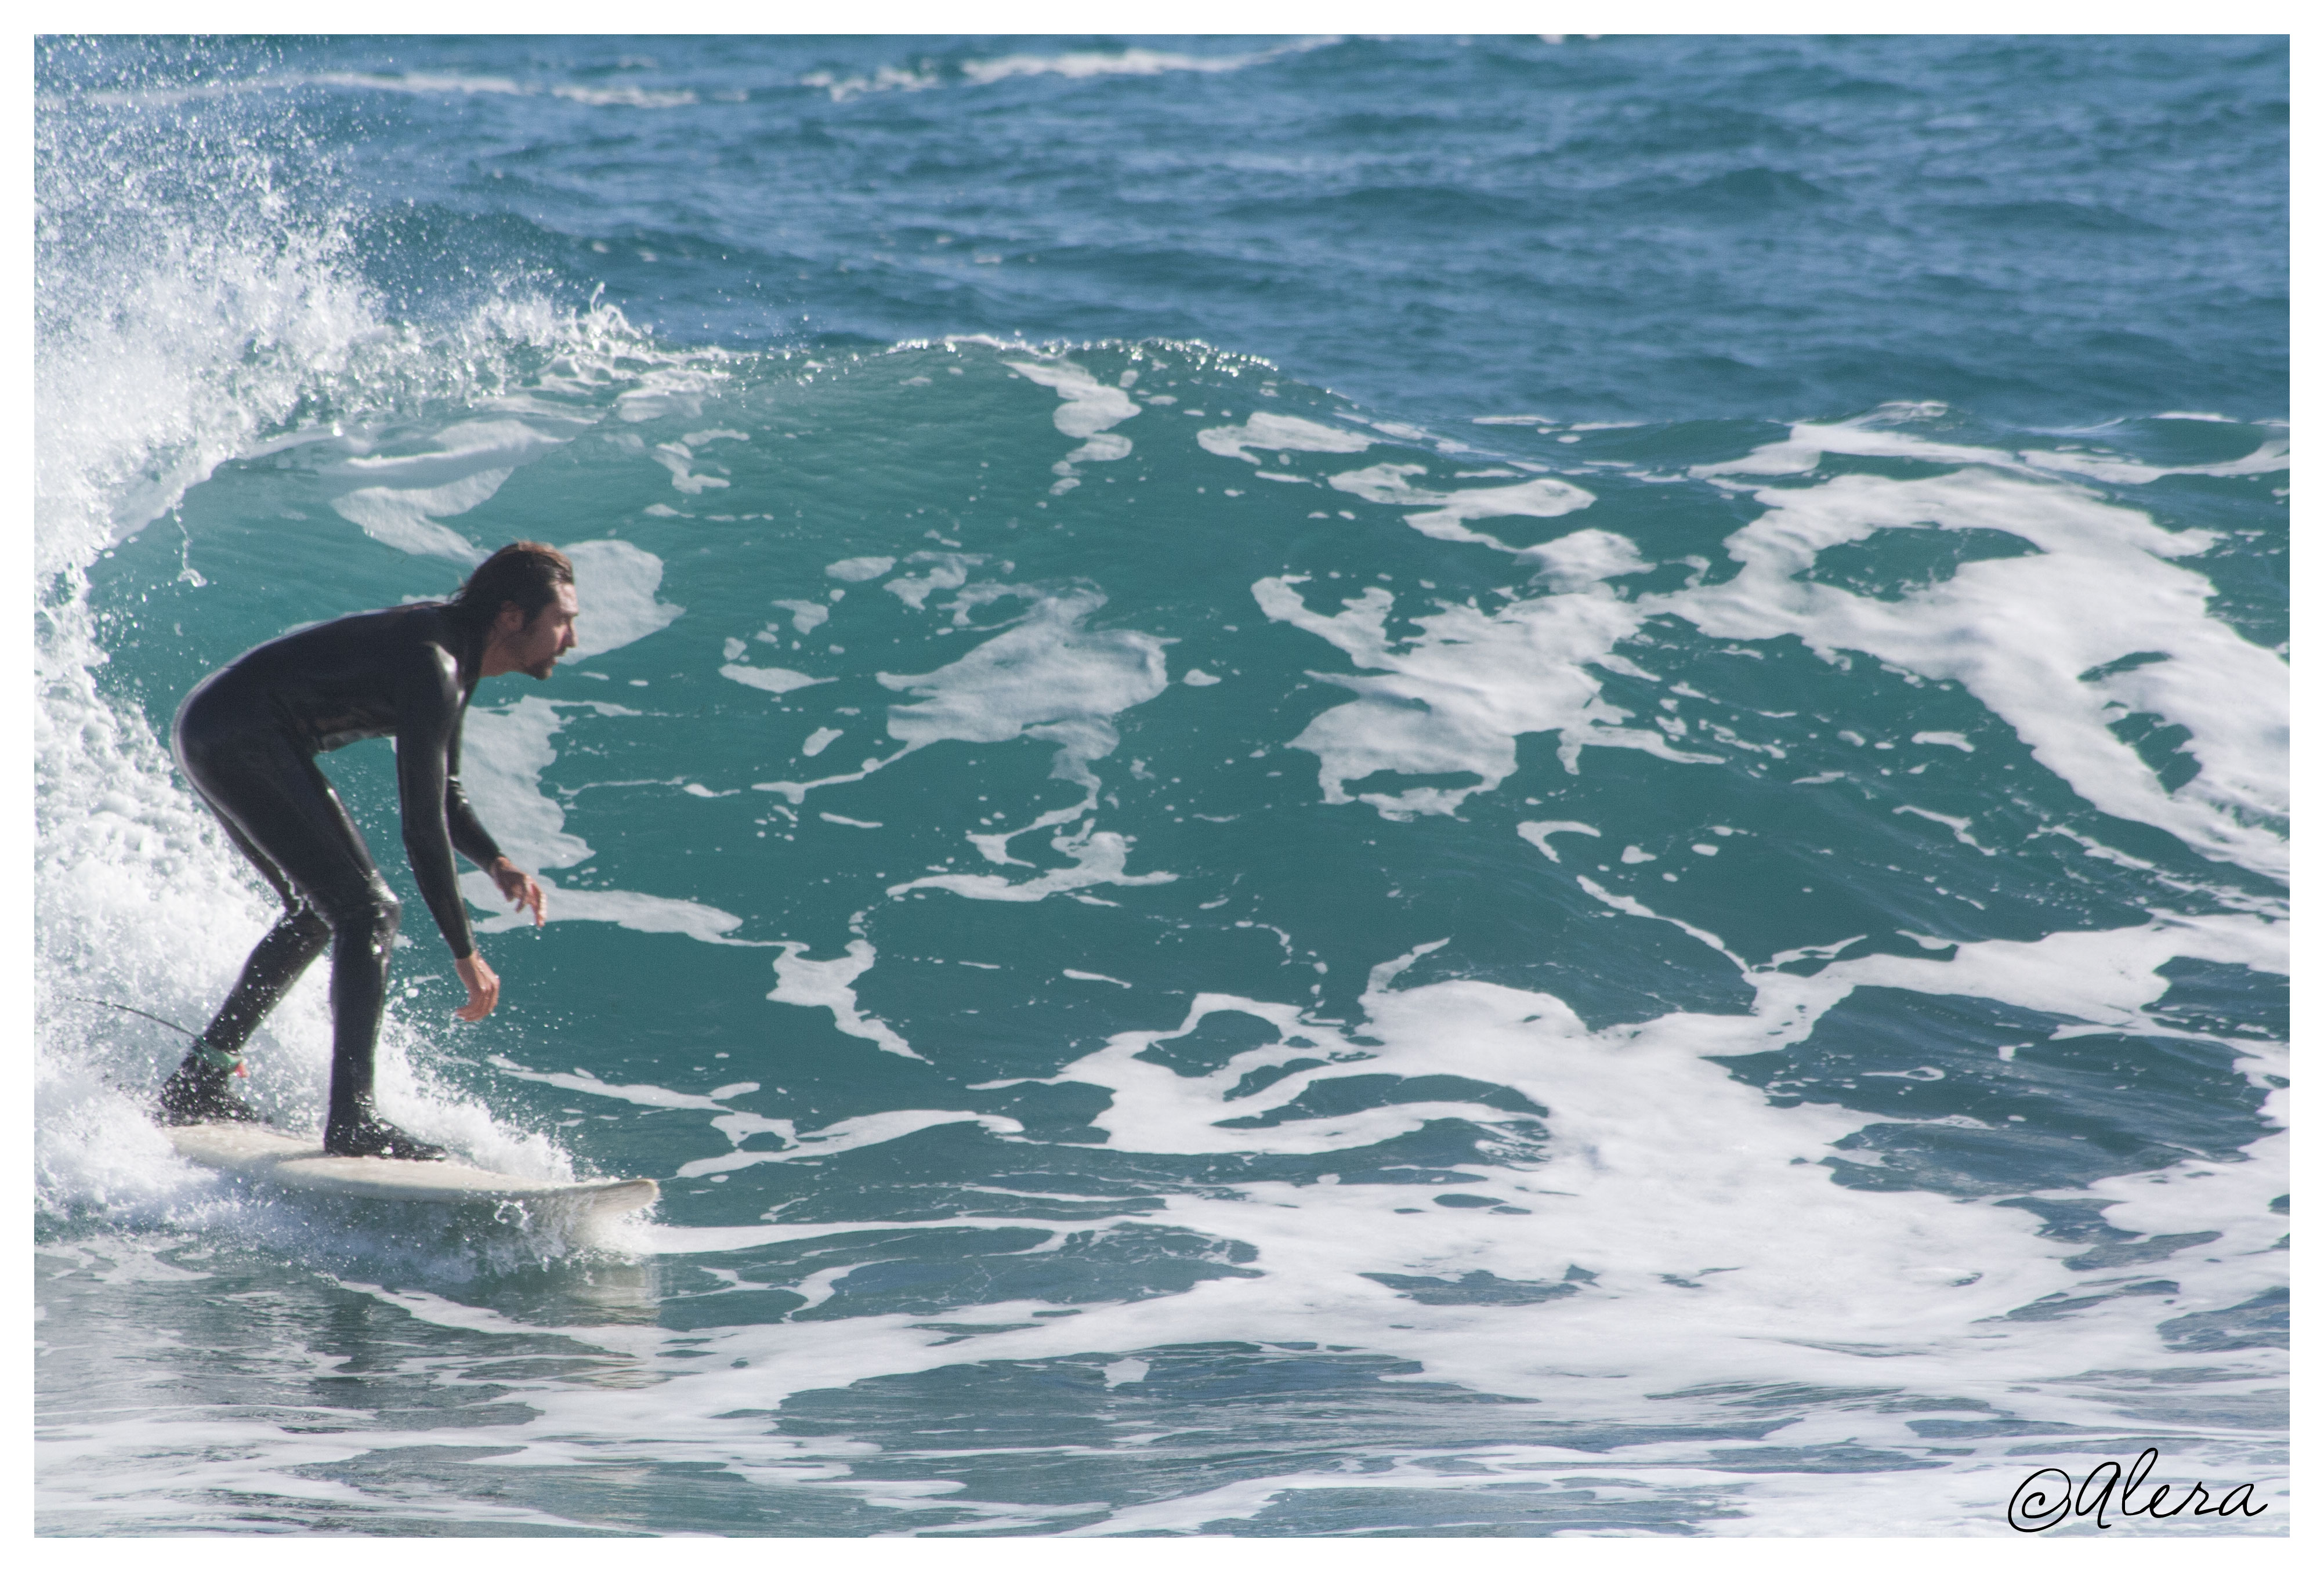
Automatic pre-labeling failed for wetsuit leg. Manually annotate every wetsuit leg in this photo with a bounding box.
[194,806,333,1063]
[172,715,443,1159]
[154,801,328,1124]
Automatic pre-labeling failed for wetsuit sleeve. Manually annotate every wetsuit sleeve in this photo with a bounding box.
[396,648,481,959]
[444,709,505,870]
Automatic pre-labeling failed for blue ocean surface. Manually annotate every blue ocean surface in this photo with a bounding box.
[34,35,2287,1537]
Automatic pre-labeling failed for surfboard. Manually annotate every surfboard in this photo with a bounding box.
[164,1121,658,1217]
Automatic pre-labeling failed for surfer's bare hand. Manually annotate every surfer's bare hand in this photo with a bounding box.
[454,952,500,1022]
[488,857,545,927]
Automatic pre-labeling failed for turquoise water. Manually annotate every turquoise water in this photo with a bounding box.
[35,36,2286,1536]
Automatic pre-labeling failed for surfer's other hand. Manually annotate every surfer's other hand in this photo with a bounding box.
[454,952,500,1022]
[488,857,546,927]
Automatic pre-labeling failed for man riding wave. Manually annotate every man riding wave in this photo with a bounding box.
[158,542,579,1159]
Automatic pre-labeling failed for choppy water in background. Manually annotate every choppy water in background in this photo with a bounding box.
[34,35,2288,1537]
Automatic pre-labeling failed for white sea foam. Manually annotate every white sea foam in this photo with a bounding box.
[485,1056,738,1111]
[678,1111,1026,1180]
[799,41,1330,103]
[41,1274,2282,1537]
[549,83,697,109]
[873,588,1173,895]
[961,45,1307,86]
[1263,415,2285,870]
[2019,437,2288,486]
[464,878,759,946]
[327,417,575,562]
[767,937,924,1060]
[721,664,832,696]
[454,699,595,869]
[1522,527,1649,589]
[651,443,726,493]
[890,823,1176,903]
[957,46,1273,85]
[1253,571,1713,818]
[878,589,1166,754]
[298,908,2277,1533]
[35,241,374,578]
[884,551,982,610]
[455,696,759,947]
[303,71,531,99]
[751,755,905,805]
[1005,356,1140,491]
[73,70,701,112]
[1657,465,2287,877]
[744,582,1179,1108]
[331,472,504,560]
[562,538,683,658]
[1020,915,2288,1393]
[1689,411,2036,480]
[770,598,830,633]
[1197,411,1373,465]
[1895,803,1994,854]
[1005,358,1139,440]
[1326,462,1598,549]
[46,871,2286,1533]
[797,64,943,103]
[1688,405,2289,491]
[1748,908,2286,1035]
[1513,820,1600,861]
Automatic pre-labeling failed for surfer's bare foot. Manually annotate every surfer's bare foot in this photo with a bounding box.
[155,1059,262,1127]
[324,1115,448,1161]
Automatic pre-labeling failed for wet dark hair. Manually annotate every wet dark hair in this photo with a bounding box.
[451,542,574,629]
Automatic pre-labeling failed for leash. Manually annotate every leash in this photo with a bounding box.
[64,995,200,1039]
[64,996,246,1074]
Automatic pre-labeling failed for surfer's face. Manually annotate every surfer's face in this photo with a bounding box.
[499,583,580,679]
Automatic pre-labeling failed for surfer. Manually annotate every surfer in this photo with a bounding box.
[155,542,579,1159]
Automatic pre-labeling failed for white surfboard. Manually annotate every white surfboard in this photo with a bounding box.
[165,1121,658,1217]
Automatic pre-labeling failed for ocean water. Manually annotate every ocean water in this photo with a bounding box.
[32,34,2289,1538]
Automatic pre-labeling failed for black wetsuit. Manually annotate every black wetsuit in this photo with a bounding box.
[166,602,502,1156]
